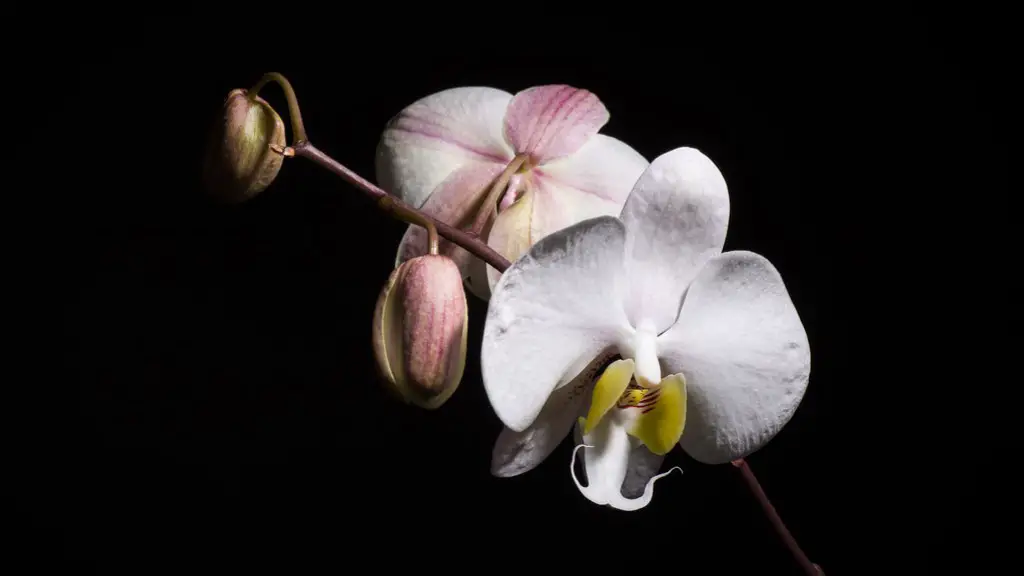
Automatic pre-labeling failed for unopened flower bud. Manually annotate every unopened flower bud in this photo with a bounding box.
[202,89,286,203]
[372,254,468,409]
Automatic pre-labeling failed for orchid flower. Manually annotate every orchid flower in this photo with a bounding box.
[481,147,811,511]
[375,85,649,299]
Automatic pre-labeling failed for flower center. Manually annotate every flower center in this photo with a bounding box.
[498,172,532,212]
[580,358,687,456]
[617,380,661,413]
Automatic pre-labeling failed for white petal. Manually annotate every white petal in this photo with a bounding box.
[570,417,680,511]
[571,418,667,499]
[375,87,514,209]
[481,217,632,433]
[620,147,730,334]
[490,352,610,477]
[658,251,811,464]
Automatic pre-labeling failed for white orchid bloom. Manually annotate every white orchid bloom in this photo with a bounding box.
[481,147,811,511]
[376,85,649,300]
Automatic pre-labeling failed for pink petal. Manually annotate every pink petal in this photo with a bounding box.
[395,162,506,291]
[377,87,515,210]
[537,133,649,206]
[503,85,610,165]
[481,136,647,293]
[483,167,631,293]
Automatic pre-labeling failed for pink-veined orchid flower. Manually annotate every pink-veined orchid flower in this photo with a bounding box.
[375,85,649,300]
[481,147,811,511]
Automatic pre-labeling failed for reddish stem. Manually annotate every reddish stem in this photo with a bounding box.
[732,459,823,575]
[291,141,511,273]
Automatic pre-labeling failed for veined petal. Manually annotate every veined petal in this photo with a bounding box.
[395,163,506,293]
[503,85,609,164]
[483,136,646,292]
[620,147,730,334]
[376,87,515,209]
[625,373,687,456]
[658,251,811,465]
[481,217,632,433]
[538,134,649,208]
[491,351,612,477]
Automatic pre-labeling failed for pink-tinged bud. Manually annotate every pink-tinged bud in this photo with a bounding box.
[202,89,286,204]
[372,254,468,409]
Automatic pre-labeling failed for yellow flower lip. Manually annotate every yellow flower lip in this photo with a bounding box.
[581,358,688,456]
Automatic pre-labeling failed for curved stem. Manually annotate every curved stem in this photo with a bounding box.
[290,141,510,272]
[485,155,529,213]
[249,72,308,144]
[383,197,439,255]
[732,459,823,575]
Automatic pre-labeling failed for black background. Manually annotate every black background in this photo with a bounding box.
[31,7,1005,574]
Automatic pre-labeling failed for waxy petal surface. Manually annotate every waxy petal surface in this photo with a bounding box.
[490,352,610,477]
[503,85,609,164]
[620,147,730,334]
[376,87,514,209]
[658,251,810,464]
[538,134,648,208]
[482,217,631,432]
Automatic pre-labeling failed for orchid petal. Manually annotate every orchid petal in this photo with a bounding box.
[376,87,514,209]
[658,251,810,464]
[582,359,635,435]
[620,147,730,334]
[571,419,668,499]
[482,136,647,291]
[538,134,649,209]
[503,85,609,164]
[625,373,687,456]
[490,352,610,477]
[481,217,632,432]
[395,163,505,298]
[570,416,681,511]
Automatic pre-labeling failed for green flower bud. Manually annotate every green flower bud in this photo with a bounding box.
[202,89,286,203]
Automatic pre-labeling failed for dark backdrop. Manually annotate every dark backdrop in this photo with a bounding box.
[33,8,1004,574]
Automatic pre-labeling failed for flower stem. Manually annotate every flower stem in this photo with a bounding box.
[732,459,823,575]
[387,197,439,256]
[249,72,308,144]
[290,142,510,271]
[252,72,507,270]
